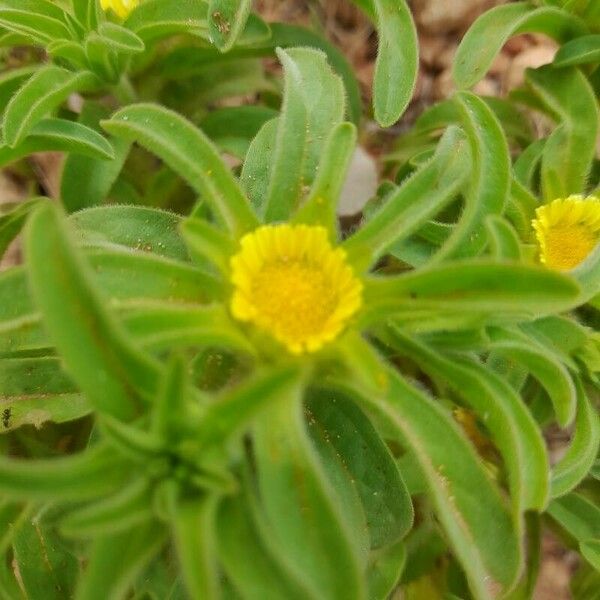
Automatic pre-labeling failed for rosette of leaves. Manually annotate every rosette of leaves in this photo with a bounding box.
[0,47,598,600]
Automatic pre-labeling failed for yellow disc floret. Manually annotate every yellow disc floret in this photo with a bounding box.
[100,0,138,19]
[532,195,600,271]
[230,224,363,354]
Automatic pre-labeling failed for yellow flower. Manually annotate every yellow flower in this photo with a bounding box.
[532,195,600,271]
[100,0,139,19]
[230,224,363,354]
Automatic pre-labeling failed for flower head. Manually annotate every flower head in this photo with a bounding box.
[532,196,600,271]
[230,224,363,354]
[100,0,139,19]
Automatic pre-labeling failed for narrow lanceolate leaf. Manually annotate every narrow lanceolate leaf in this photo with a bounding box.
[433,92,510,261]
[0,198,42,259]
[72,0,101,30]
[306,387,414,548]
[485,215,522,261]
[0,444,128,501]
[0,0,74,44]
[388,330,549,514]
[25,204,160,420]
[218,495,315,600]
[367,540,406,600]
[343,126,470,270]
[573,245,600,303]
[453,3,587,88]
[487,327,577,427]
[551,379,600,498]
[102,104,257,237]
[171,494,221,600]
[370,0,418,126]
[61,479,154,538]
[2,66,99,147]
[294,122,357,236]
[0,118,115,169]
[196,365,302,449]
[548,493,600,545]
[12,515,79,600]
[362,262,580,324]
[253,388,366,600]
[72,205,190,262]
[554,34,600,66]
[256,48,345,222]
[355,369,521,600]
[75,523,167,600]
[124,0,209,42]
[526,66,598,200]
[61,102,131,213]
[208,0,252,51]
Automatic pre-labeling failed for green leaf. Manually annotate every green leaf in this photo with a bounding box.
[0,198,41,259]
[26,203,160,420]
[554,34,600,66]
[434,92,510,261]
[551,378,600,497]
[0,0,74,44]
[355,368,521,600]
[181,216,236,275]
[0,443,129,501]
[120,301,251,355]
[2,66,99,147]
[171,494,220,600]
[76,523,167,600]
[208,0,251,51]
[580,539,600,572]
[0,118,114,169]
[343,126,470,270]
[0,65,38,112]
[199,105,278,159]
[71,205,189,262]
[453,2,587,88]
[12,514,79,600]
[61,102,131,213]
[98,22,144,54]
[71,0,101,30]
[370,0,418,127]
[266,23,362,125]
[573,245,600,302]
[485,215,522,261]
[362,261,580,325]
[294,122,357,236]
[102,103,258,237]
[0,356,91,433]
[367,540,406,600]
[526,66,598,200]
[487,326,577,426]
[306,386,413,549]
[257,47,345,222]
[217,495,315,599]
[0,250,222,356]
[196,365,302,449]
[388,329,549,514]
[61,478,153,538]
[124,0,209,42]
[253,387,366,600]
[548,492,600,543]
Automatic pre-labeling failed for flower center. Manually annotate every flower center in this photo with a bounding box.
[532,196,600,271]
[543,224,598,271]
[230,225,362,354]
